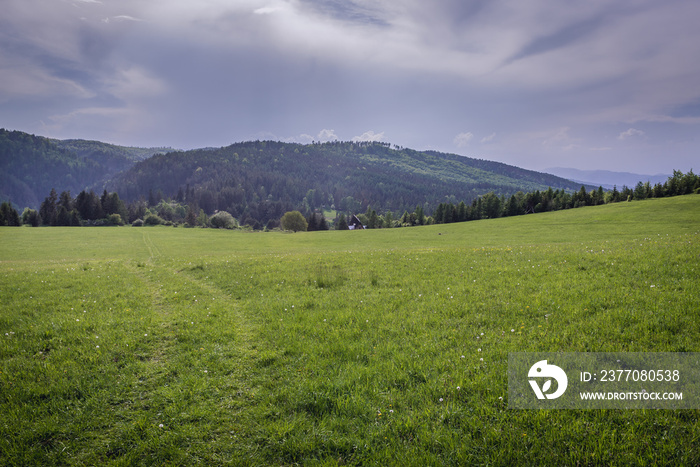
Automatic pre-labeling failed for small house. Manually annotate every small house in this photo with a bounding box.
[348,214,365,230]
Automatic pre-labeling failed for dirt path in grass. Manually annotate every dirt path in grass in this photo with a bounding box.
[125,252,260,393]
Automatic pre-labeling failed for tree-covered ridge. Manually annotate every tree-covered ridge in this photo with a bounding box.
[0,129,98,209]
[0,129,172,209]
[107,140,585,227]
[54,139,173,168]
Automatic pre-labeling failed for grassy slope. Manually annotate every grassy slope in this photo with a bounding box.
[1,195,699,465]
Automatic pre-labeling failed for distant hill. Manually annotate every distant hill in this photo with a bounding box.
[1,129,594,223]
[107,140,588,226]
[0,129,174,209]
[545,167,670,190]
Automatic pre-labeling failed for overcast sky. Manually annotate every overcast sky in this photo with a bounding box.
[2,0,699,174]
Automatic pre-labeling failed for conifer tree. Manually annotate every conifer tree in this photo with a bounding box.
[185,205,197,227]
[40,188,58,225]
[0,202,21,226]
[306,212,319,231]
[368,210,379,229]
[415,205,425,225]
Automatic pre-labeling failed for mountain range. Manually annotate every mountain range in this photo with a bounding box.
[2,128,592,221]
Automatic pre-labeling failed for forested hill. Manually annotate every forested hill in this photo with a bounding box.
[107,140,585,225]
[0,129,171,209]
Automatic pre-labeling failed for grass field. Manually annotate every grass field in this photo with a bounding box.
[1,195,699,465]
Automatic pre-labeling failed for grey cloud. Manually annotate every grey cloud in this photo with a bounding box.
[298,0,390,26]
[506,14,610,64]
[1,0,700,174]
[669,99,700,119]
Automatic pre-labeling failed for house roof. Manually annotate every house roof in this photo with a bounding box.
[348,214,364,230]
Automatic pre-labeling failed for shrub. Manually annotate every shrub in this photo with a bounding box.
[107,213,124,226]
[280,211,308,232]
[144,213,165,225]
[210,211,239,229]
[132,219,144,227]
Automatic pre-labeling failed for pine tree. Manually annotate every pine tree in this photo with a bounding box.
[457,201,467,222]
[367,210,378,229]
[506,195,521,217]
[383,211,394,228]
[59,191,73,211]
[185,205,197,227]
[611,186,620,203]
[55,206,71,226]
[306,212,319,231]
[0,202,21,226]
[40,188,58,225]
[434,204,445,224]
[197,209,209,227]
[415,205,425,225]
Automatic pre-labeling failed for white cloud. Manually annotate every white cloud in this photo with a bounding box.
[317,129,339,142]
[453,132,474,147]
[618,128,645,140]
[280,131,334,144]
[253,6,282,15]
[103,16,143,24]
[480,132,496,143]
[296,133,314,144]
[352,130,384,142]
[110,15,144,22]
[107,67,168,100]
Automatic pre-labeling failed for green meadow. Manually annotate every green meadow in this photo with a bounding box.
[1,195,699,466]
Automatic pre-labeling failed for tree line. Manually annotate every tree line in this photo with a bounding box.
[0,188,239,229]
[1,170,697,229]
[330,170,699,229]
